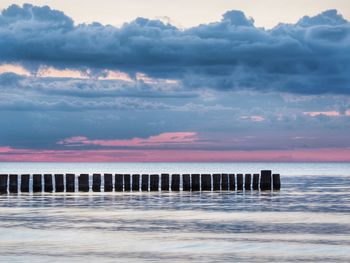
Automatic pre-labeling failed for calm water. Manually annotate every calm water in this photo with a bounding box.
[0,162,350,262]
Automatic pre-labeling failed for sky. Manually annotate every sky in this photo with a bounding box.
[1,0,350,29]
[0,1,349,162]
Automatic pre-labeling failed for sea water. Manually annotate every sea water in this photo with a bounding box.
[0,162,350,262]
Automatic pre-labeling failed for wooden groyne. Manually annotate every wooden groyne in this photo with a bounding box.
[0,170,280,194]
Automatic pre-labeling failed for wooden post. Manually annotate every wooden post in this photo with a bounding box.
[0,172,275,193]
[171,174,180,191]
[213,174,221,191]
[245,174,251,191]
[229,174,235,191]
[182,174,190,191]
[104,174,113,192]
[141,174,149,191]
[66,174,75,192]
[0,174,8,194]
[79,174,89,192]
[44,174,53,192]
[21,174,30,193]
[9,174,18,193]
[161,174,169,191]
[132,174,140,192]
[150,174,159,191]
[201,174,211,191]
[92,174,101,192]
[222,174,229,191]
[260,170,272,191]
[115,174,123,192]
[273,174,281,190]
[237,174,243,190]
[55,174,64,192]
[124,174,131,191]
[191,174,200,191]
[252,174,259,190]
[33,174,42,193]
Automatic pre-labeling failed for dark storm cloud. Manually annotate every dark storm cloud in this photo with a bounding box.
[0,4,349,94]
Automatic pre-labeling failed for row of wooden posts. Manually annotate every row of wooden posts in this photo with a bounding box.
[0,170,280,194]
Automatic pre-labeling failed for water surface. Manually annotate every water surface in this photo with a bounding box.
[0,162,349,262]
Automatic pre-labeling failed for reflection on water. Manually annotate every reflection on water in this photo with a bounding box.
[1,172,350,262]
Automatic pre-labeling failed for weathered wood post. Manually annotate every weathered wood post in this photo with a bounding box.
[260,170,272,191]
[9,174,18,193]
[21,174,30,193]
[132,174,140,192]
[229,174,235,191]
[0,174,8,194]
[201,174,211,191]
[33,174,42,193]
[245,174,251,191]
[66,174,75,192]
[44,174,53,192]
[161,174,169,191]
[182,174,190,191]
[92,174,101,192]
[213,174,221,191]
[115,174,123,192]
[55,174,64,192]
[150,174,159,191]
[222,174,229,191]
[192,174,200,191]
[273,174,281,190]
[171,174,180,191]
[141,174,149,191]
[124,174,131,191]
[252,174,259,190]
[237,174,243,190]
[79,174,89,192]
[104,174,113,192]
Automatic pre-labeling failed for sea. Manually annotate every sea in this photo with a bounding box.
[0,162,349,262]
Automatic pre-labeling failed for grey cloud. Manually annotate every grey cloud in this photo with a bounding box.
[0,4,349,94]
[0,95,172,112]
[0,72,197,99]
[297,9,347,27]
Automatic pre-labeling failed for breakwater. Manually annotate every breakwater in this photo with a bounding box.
[0,170,280,193]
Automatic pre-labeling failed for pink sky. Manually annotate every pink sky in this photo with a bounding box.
[1,132,350,162]
[0,146,350,162]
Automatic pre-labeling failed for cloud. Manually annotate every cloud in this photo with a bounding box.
[240,115,265,122]
[0,70,187,96]
[55,129,350,152]
[0,4,349,94]
[57,132,199,148]
[222,10,255,27]
[303,111,340,117]
[0,63,30,75]
[303,110,350,117]
[297,9,347,27]
[0,97,173,111]
[1,4,350,160]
